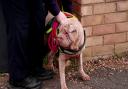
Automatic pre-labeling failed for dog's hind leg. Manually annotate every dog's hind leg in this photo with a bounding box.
[79,53,90,80]
[58,54,68,89]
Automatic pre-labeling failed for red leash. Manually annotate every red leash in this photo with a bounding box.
[48,20,59,52]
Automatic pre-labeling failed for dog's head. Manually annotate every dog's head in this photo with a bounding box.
[57,17,85,53]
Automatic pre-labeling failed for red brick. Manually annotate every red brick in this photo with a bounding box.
[93,24,115,35]
[82,0,105,4]
[116,22,128,32]
[73,4,92,16]
[83,47,92,57]
[92,45,114,56]
[84,27,92,36]
[81,5,93,16]
[105,0,117,2]
[104,33,127,45]
[117,1,128,11]
[81,15,104,26]
[86,36,103,47]
[105,12,128,23]
[73,0,105,4]
[115,42,128,54]
[82,57,93,61]
[94,3,116,14]
[127,32,128,41]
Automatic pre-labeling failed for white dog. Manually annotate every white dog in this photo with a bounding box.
[45,12,90,89]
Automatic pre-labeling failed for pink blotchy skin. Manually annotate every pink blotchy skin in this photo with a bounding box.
[46,16,90,89]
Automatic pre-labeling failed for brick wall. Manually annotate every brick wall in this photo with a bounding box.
[73,0,128,60]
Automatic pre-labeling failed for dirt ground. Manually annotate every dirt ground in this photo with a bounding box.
[1,54,128,89]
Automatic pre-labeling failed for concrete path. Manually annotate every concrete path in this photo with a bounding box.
[42,67,128,89]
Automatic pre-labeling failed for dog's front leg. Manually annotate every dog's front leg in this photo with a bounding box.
[47,51,55,70]
[58,54,68,89]
[79,53,90,80]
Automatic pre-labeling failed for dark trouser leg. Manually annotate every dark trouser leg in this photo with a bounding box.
[2,0,46,81]
[2,0,31,81]
[27,0,46,73]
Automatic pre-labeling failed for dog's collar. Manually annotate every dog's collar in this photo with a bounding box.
[59,30,86,55]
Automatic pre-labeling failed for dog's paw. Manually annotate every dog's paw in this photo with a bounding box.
[61,87,68,89]
[80,72,91,81]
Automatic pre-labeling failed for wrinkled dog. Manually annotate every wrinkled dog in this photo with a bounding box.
[45,12,90,89]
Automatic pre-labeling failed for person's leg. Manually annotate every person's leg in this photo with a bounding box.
[2,0,41,88]
[28,0,44,72]
[2,0,30,81]
[28,0,54,80]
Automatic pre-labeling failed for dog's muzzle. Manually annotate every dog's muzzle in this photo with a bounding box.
[59,30,86,55]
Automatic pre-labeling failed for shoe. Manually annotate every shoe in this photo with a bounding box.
[8,76,41,89]
[35,68,55,80]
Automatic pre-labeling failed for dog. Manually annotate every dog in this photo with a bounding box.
[44,12,90,89]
